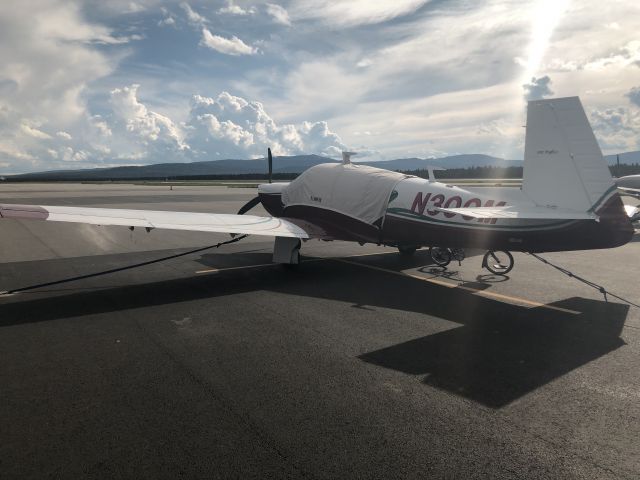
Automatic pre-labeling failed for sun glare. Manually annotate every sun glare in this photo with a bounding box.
[521,0,570,82]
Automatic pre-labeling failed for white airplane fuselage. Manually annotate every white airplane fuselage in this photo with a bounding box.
[258,168,633,253]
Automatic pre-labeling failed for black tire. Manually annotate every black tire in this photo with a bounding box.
[429,247,451,267]
[398,245,417,256]
[483,250,514,275]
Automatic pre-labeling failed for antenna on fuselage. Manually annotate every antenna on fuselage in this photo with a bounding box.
[426,165,445,183]
[342,151,357,164]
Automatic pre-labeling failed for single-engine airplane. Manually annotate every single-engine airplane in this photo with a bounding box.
[0,97,635,274]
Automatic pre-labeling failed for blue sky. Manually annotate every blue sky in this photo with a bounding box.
[0,0,639,173]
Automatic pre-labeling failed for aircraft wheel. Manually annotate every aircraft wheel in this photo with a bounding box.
[398,245,417,256]
[482,250,514,275]
[429,247,451,267]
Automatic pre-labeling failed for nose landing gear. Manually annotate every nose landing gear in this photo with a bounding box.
[426,247,515,274]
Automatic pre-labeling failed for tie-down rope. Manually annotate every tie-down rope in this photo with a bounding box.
[527,252,639,308]
[0,234,249,295]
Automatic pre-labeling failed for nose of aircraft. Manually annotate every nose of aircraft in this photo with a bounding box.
[258,182,288,194]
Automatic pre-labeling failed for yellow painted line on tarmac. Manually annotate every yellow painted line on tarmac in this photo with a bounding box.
[193,249,579,314]
[196,264,268,274]
[335,258,580,315]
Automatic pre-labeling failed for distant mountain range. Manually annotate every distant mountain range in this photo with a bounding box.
[6,150,639,181]
[8,154,519,181]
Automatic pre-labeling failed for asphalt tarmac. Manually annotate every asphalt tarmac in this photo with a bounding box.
[1,183,639,479]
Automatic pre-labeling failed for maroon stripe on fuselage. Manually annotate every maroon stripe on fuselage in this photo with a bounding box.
[0,204,50,221]
[260,192,380,242]
[283,205,381,243]
[381,195,633,252]
[260,192,633,251]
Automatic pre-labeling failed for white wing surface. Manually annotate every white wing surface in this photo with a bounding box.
[0,204,311,238]
[435,205,598,220]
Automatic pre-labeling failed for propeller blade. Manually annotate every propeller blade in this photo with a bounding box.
[268,147,273,184]
[237,196,261,215]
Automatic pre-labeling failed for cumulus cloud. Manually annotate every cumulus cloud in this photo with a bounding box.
[522,76,554,100]
[0,3,112,123]
[158,16,175,27]
[0,0,119,172]
[56,131,72,140]
[109,84,188,158]
[185,91,345,159]
[266,4,291,26]
[201,28,257,55]
[626,86,640,107]
[219,1,255,16]
[0,73,347,173]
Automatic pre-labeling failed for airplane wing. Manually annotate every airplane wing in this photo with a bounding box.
[435,205,598,220]
[0,203,319,239]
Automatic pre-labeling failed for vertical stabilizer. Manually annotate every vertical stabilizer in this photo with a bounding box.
[523,97,615,212]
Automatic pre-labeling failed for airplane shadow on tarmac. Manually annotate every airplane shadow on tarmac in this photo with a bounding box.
[0,249,629,409]
[358,297,628,408]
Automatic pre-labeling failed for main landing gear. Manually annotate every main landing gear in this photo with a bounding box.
[423,246,515,274]
[481,250,514,275]
[273,237,302,265]
[428,247,465,267]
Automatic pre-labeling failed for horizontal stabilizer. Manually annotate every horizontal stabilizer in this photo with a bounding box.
[618,186,640,199]
[0,204,313,238]
[435,205,598,220]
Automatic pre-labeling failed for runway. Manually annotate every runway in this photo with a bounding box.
[1,183,639,479]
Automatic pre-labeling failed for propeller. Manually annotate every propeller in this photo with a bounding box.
[236,148,273,215]
[237,196,261,215]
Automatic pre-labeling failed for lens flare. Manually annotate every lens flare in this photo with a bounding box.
[494,0,571,164]
[521,0,570,84]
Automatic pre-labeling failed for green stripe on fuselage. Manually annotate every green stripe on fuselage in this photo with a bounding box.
[385,208,576,231]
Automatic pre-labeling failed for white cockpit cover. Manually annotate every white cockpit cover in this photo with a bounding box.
[282,163,408,224]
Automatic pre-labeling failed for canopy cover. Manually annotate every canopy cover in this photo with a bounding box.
[282,163,408,224]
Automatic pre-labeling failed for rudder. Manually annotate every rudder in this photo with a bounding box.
[522,97,616,213]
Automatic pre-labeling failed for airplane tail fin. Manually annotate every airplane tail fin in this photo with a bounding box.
[522,97,617,215]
